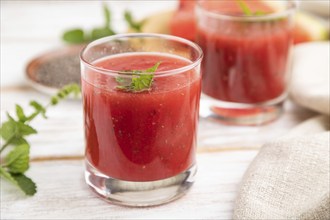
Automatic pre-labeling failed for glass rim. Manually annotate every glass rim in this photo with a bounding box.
[196,0,298,22]
[80,33,203,77]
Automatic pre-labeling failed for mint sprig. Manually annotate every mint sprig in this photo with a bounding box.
[124,10,145,32]
[116,62,161,92]
[62,4,145,44]
[0,84,81,196]
[62,3,116,44]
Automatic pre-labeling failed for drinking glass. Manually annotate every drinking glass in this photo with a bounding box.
[80,33,203,206]
[196,0,297,125]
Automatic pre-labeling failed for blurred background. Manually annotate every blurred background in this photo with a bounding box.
[1,0,329,88]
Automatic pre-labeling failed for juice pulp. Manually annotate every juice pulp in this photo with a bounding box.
[197,1,293,103]
[82,53,201,181]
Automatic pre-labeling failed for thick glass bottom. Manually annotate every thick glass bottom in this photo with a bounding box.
[85,162,197,207]
[200,93,285,126]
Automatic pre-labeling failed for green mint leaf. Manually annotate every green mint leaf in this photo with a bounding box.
[68,83,81,97]
[17,123,37,136]
[124,10,144,32]
[9,137,28,146]
[91,27,115,41]
[0,120,16,141]
[6,112,16,122]
[0,168,37,196]
[103,3,111,28]
[51,84,81,106]
[30,101,47,119]
[236,0,252,16]
[51,97,59,105]
[116,62,160,92]
[62,29,85,44]
[145,62,161,73]
[16,105,27,122]
[4,144,30,173]
[0,113,35,142]
[0,166,17,184]
[131,74,154,92]
[11,173,37,196]
[0,83,81,197]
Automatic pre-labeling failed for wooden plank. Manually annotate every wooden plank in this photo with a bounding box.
[1,151,257,220]
[1,88,316,159]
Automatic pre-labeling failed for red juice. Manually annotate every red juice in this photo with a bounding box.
[196,1,293,104]
[82,53,201,182]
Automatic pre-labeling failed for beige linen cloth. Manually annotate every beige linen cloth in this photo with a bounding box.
[233,42,330,219]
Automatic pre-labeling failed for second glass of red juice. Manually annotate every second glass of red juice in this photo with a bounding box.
[196,0,297,125]
[80,33,203,207]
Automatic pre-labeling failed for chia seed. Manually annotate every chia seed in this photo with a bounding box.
[34,53,81,88]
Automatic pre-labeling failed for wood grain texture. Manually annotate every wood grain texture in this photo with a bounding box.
[0,1,318,219]
[0,86,315,220]
[1,151,257,220]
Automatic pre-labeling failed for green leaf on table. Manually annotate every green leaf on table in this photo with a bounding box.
[0,167,36,196]
[124,10,144,32]
[30,101,47,119]
[9,137,29,146]
[11,174,37,196]
[66,83,81,97]
[91,27,115,41]
[0,166,17,185]
[0,113,36,139]
[0,166,17,184]
[4,144,30,173]
[17,123,37,136]
[62,29,85,44]
[50,83,80,105]
[103,3,111,28]
[16,105,27,122]
[0,120,16,140]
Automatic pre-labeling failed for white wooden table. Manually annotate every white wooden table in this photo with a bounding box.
[0,1,317,219]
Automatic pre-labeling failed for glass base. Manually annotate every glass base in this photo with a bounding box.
[200,93,285,126]
[85,162,197,207]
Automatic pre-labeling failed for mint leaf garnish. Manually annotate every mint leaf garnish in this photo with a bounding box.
[131,73,154,91]
[0,83,81,196]
[116,62,161,92]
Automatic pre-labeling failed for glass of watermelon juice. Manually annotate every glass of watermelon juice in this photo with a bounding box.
[80,33,203,206]
[196,0,297,125]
